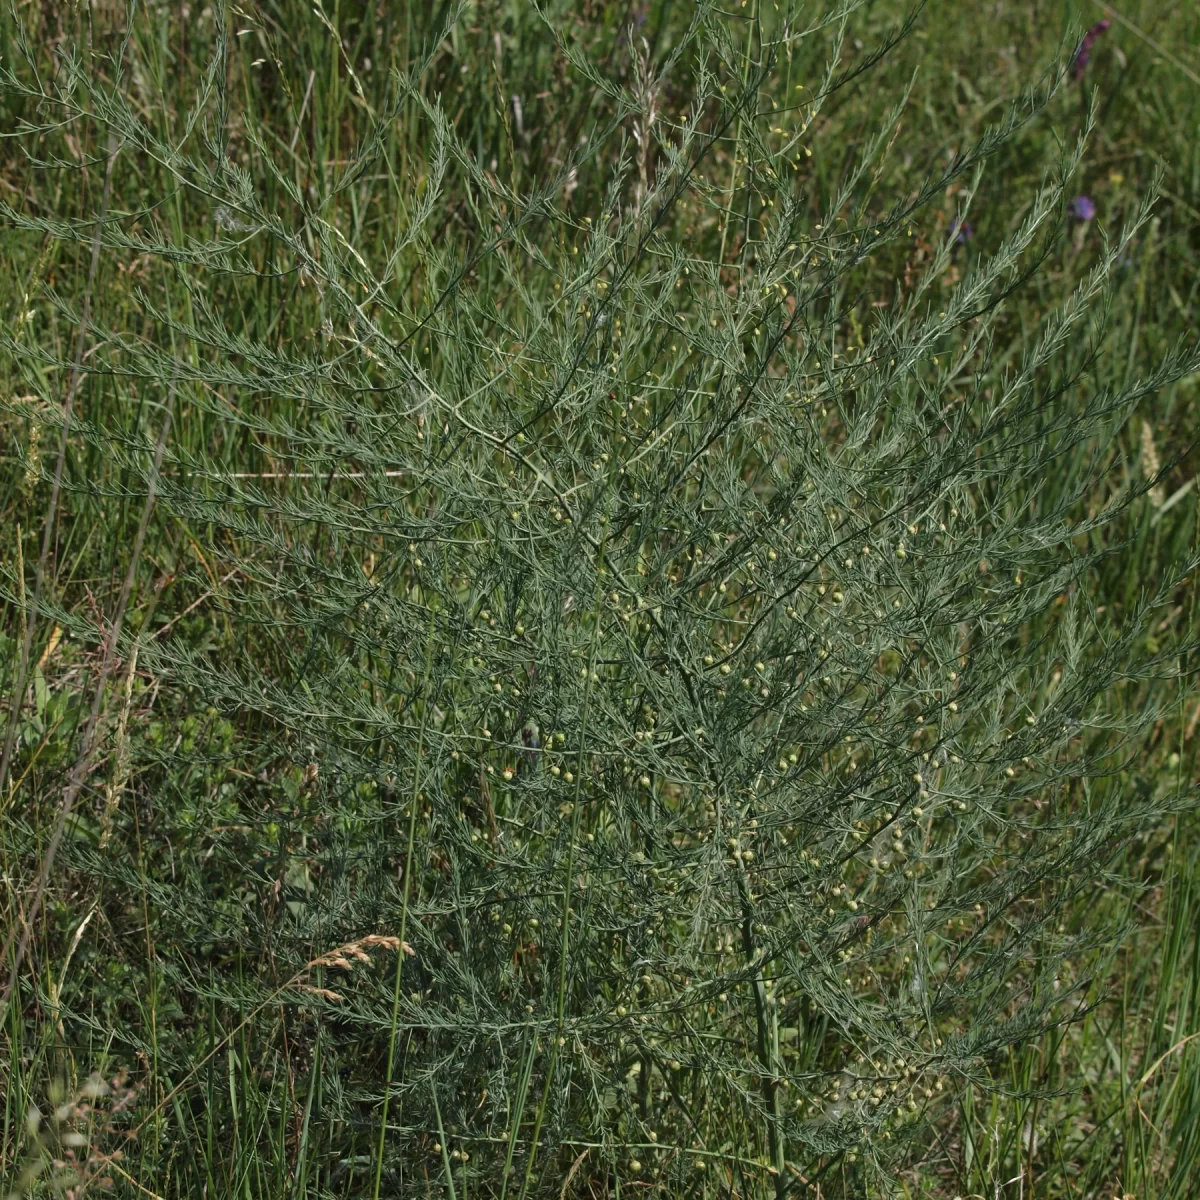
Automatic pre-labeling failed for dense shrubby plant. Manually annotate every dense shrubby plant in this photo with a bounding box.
[1,1,1196,1196]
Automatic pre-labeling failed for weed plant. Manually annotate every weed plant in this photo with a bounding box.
[1,1,1198,1197]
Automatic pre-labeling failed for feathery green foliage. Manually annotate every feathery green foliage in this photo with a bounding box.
[1,1,1198,1197]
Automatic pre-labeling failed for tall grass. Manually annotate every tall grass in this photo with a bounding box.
[1,1,1198,1197]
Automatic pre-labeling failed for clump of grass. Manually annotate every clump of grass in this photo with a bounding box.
[8,1069,143,1199]
[1,1,1198,1197]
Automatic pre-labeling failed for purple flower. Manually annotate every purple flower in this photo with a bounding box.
[950,219,974,246]
[616,3,649,47]
[1071,20,1110,81]
[1068,195,1096,222]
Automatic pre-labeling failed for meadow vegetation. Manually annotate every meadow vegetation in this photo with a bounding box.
[1,1,1198,1197]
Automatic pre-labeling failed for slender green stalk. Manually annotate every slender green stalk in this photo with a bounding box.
[372,606,440,1200]
[515,508,611,1200]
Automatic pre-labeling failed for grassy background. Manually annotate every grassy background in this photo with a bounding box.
[1,0,1199,1196]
